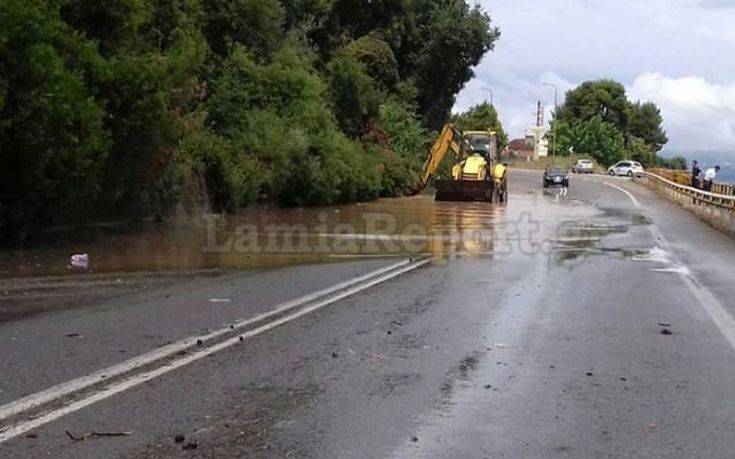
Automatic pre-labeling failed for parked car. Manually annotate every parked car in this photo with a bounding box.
[572,159,594,174]
[607,160,643,177]
[543,167,570,188]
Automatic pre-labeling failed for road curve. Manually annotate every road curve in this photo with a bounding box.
[4,169,735,458]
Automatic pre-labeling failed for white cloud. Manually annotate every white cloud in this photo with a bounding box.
[454,0,735,152]
[454,72,574,141]
[627,73,735,151]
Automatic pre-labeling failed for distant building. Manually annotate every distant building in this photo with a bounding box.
[503,137,535,162]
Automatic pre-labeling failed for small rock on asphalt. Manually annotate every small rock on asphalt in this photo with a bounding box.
[182,442,198,450]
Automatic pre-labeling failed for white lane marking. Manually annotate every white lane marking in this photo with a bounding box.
[0,259,412,423]
[0,259,430,444]
[602,181,640,208]
[602,181,735,350]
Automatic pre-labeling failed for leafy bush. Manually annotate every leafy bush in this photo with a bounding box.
[209,45,383,206]
[0,0,109,240]
[343,34,399,90]
[327,53,382,137]
[377,98,429,195]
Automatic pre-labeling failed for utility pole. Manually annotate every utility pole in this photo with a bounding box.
[543,82,558,159]
[481,86,494,106]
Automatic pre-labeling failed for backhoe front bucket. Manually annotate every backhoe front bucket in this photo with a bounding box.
[434,180,498,202]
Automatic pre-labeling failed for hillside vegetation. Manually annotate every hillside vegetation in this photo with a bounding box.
[0,0,500,242]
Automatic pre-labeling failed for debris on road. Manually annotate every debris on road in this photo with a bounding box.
[174,434,185,443]
[70,253,89,269]
[65,333,81,338]
[209,298,231,303]
[586,372,594,376]
[182,441,198,450]
[660,328,673,335]
[25,433,38,439]
[65,430,132,441]
[658,322,671,327]
[367,353,388,364]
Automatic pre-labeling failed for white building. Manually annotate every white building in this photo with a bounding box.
[527,126,548,160]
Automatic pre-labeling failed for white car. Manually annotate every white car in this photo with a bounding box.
[608,160,643,177]
[572,159,594,173]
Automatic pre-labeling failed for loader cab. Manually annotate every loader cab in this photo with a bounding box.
[465,133,494,159]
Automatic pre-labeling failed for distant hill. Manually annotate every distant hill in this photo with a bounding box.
[660,151,735,183]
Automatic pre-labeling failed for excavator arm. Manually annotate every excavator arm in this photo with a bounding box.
[413,124,465,194]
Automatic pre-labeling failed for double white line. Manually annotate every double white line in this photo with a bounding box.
[0,258,430,444]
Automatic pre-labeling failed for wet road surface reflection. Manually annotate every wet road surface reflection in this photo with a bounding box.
[0,195,509,278]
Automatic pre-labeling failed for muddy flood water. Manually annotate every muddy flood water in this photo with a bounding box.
[0,194,515,279]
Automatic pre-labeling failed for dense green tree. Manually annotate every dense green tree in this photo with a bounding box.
[554,116,625,166]
[627,101,668,152]
[201,0,285,57]
[555,80,630,132]
[552,79,669,167]
[327,53,382,136]
[281,0,335,28]
[342,35,399,90]
[0,0,109,240]
[305,0,499,129]
[56,0,151,55]
[399,0,499,129]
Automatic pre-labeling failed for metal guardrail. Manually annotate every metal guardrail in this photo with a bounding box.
[638,171,735,211]
[648,168,735,196]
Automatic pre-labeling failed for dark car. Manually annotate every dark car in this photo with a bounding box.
[543,167,569,188]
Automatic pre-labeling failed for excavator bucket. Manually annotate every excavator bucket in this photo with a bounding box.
[435,180,497,202]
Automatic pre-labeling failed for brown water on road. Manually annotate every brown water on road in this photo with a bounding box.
[0,194,511,279]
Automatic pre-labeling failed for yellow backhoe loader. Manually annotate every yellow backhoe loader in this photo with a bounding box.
[413,124,507,203]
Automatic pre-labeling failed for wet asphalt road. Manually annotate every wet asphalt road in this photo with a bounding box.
[4,169,735,458]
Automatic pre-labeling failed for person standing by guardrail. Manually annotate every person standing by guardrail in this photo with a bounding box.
[702,165,720,192]
[691,160,701,188]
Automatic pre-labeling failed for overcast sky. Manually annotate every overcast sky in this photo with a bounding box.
[454,0,735,153]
